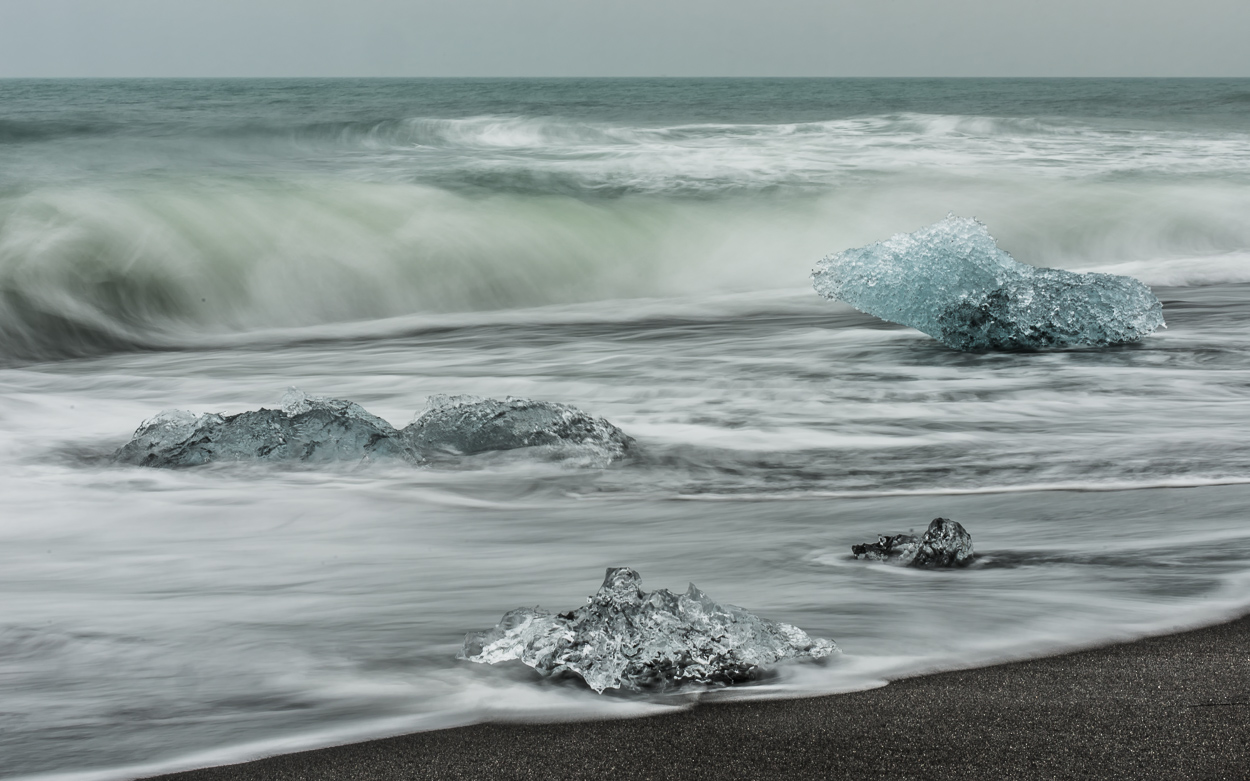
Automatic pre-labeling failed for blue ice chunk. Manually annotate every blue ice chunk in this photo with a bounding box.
[812,217,1164,351]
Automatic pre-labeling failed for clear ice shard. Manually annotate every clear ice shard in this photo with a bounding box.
[812,217,1164,351]
[113,391,632,468]
[402,395,632,462]
[852,518,974,568]
[459,567,838,693]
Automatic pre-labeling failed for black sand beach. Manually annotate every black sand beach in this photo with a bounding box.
[149,615,1249,781]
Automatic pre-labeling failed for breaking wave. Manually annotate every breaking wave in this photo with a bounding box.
[4,98,1250,362]
[3,175,1250,361]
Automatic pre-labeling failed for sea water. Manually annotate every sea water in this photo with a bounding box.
[2,78,1250,779]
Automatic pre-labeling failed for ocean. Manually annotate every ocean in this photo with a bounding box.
[2,78,1250,779]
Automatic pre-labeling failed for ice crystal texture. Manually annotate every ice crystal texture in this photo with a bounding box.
[403,395,632,462]
[812,217,1164,351]
[279,387,393,431]
[121,409,208,456]
[114,391,632,468]
[459,567,837,693]
[852,518,974,567]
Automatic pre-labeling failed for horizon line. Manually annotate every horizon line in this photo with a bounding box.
[2,74,1249,80]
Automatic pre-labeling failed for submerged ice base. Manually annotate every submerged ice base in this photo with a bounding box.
[460,567,837,693]
[113,390,631,468]
[852,518,974,568]
[813,217,1164,351]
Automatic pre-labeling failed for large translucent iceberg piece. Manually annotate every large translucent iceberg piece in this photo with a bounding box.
[402,395,632,462]
[852,518,974,568]
[813,217,1164,351]
[460,568,837,693]
[113,390,633,468]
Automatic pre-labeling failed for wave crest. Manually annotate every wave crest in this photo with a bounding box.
[3,173,1250,362]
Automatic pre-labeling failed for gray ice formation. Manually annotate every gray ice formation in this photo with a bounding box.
[851,518,974,568]
[112,389,414,467]
[403,394,632,461]
[459,567,837,693]
[113,389,630,468]
[812,217,1164,351]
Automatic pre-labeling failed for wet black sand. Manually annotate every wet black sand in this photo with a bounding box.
[147,615,1249,780]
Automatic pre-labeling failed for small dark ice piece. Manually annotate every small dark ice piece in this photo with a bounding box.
[851,517,974,567]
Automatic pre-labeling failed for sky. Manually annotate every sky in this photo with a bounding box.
[0,0,1247,78]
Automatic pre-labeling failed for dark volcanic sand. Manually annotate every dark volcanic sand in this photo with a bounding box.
[148,616,1250,781]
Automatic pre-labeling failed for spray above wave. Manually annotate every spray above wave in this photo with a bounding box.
[11,110,1250,197]
[318,113,1250,197]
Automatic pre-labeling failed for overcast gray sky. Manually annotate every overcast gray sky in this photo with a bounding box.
[0,0,1246,78]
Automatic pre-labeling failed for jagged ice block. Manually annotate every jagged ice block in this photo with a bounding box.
[812,217,1164,351]
[459,567,837,693]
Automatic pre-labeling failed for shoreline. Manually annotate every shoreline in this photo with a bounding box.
[146,614,1250,781]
